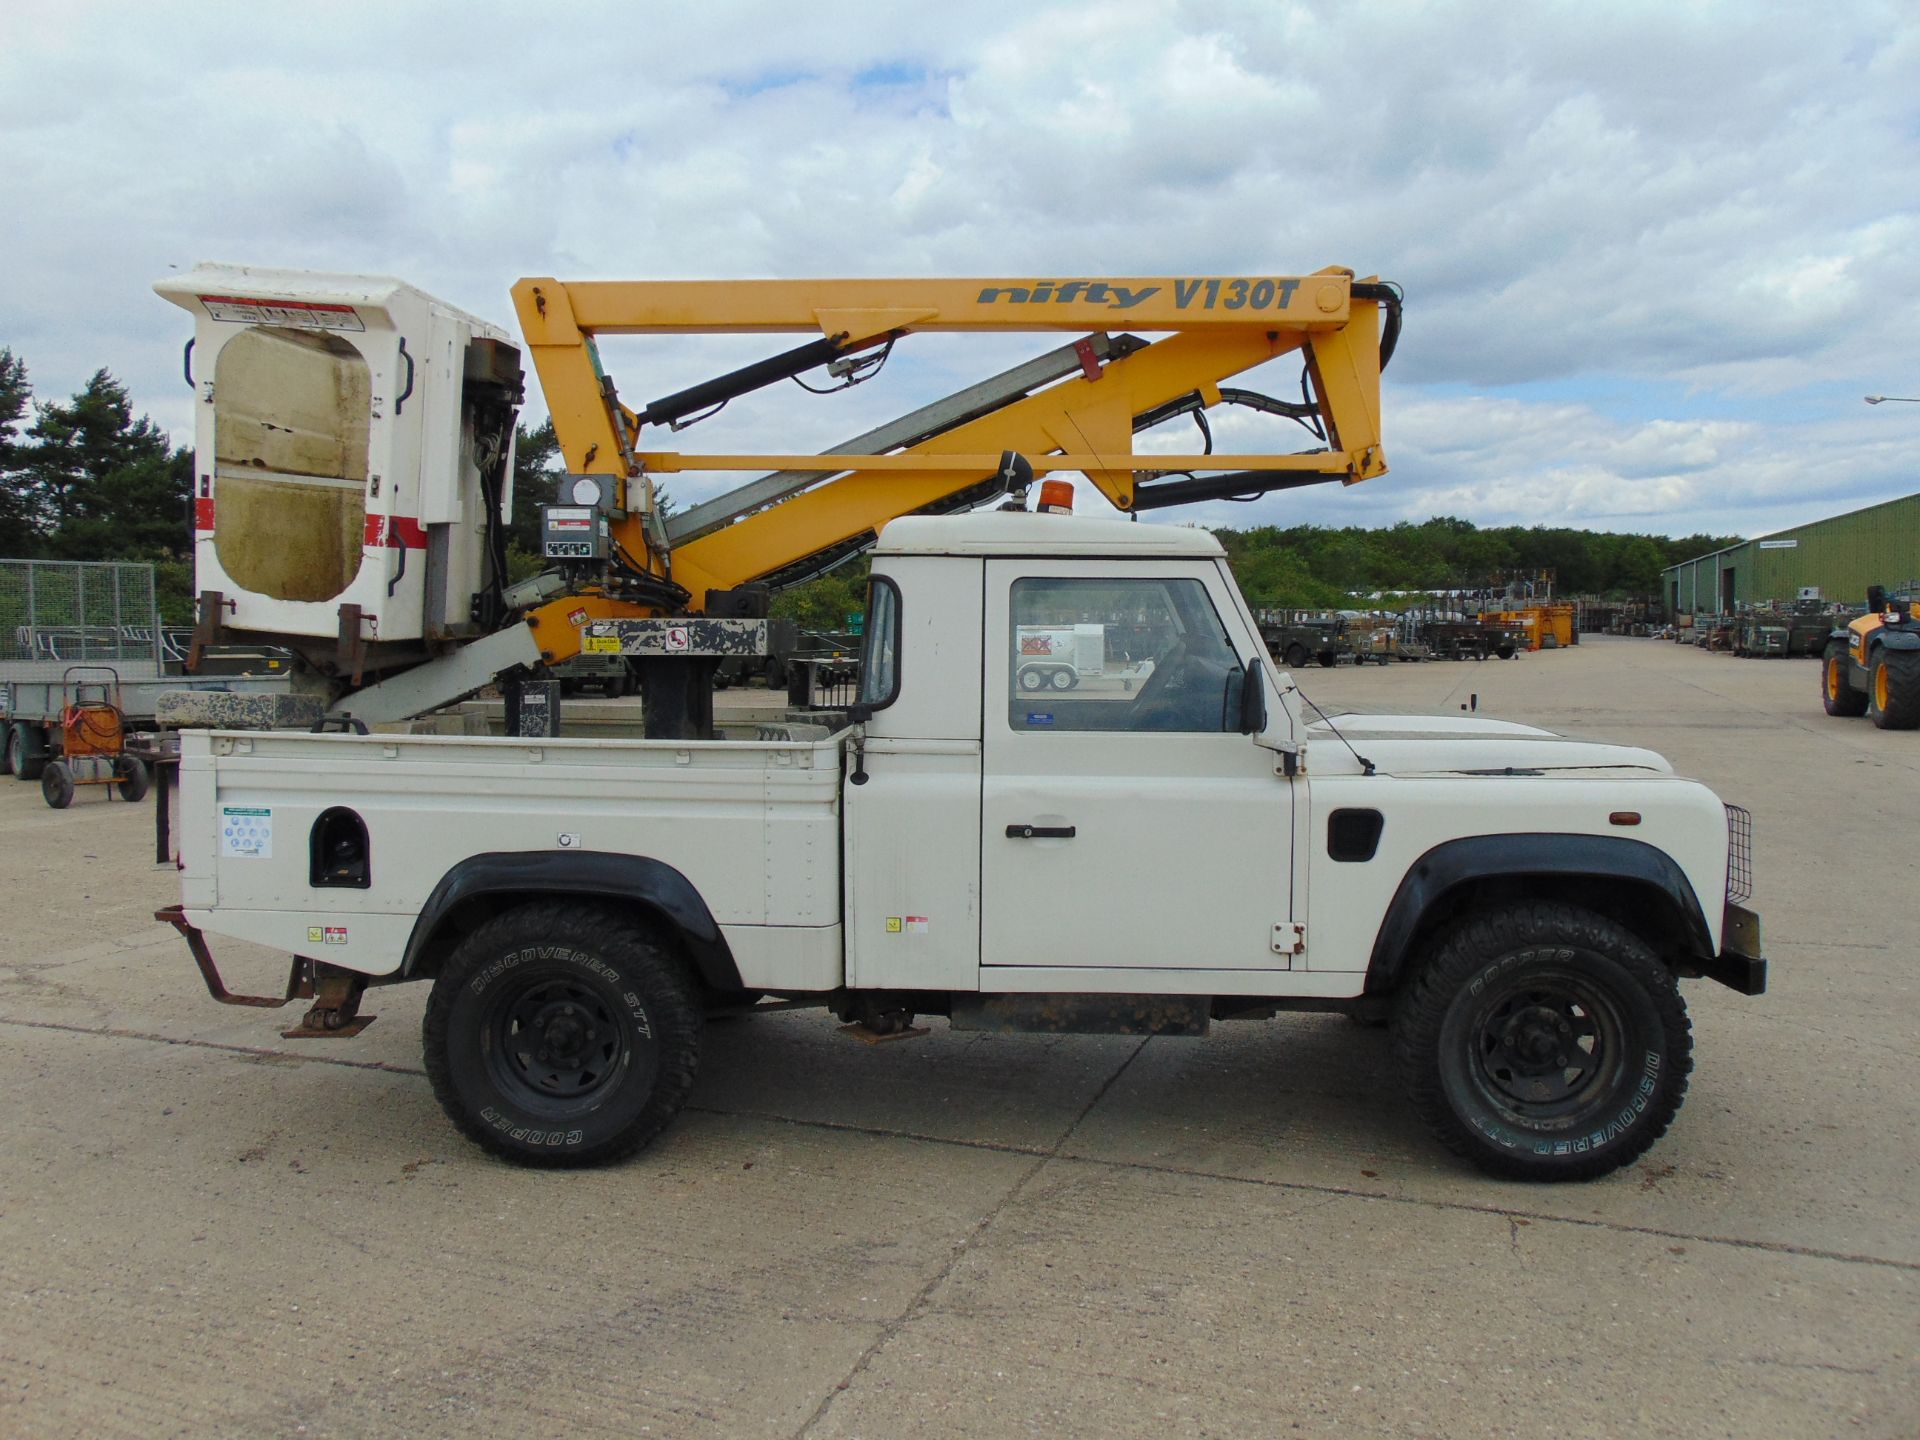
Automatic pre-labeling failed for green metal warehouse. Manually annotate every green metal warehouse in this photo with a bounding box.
[1662,491,1920,619]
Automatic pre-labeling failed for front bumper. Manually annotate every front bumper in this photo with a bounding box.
[1696,902,1767,995]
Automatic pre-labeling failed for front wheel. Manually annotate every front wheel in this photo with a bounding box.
[41,760,74,810]
[1393,903,1692,1182]
[423,901,702,1167]
[1822,643,1868,716]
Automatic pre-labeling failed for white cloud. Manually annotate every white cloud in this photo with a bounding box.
[1,0,1915,545]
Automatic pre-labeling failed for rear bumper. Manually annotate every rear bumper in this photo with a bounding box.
[1696,902,1767,996]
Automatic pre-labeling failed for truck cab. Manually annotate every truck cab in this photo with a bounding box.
[164,511,1765,1183]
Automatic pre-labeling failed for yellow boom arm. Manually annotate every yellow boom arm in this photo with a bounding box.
[511,269,1394,650]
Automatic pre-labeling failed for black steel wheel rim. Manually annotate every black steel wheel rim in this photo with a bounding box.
[1464,966,1627,1120]
[482,975,639,1113]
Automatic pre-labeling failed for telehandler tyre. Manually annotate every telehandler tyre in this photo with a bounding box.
[1393,902,1692,1182]
[1822,643,1868,716]
[424,901,702,1167]
[1866,649,1920,730]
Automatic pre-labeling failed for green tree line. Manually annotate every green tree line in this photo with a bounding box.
[1214,516,1743,610]
[1,348,195,617]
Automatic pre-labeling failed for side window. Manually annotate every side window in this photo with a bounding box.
[856,575,901,709]
[1009,577,1243,733]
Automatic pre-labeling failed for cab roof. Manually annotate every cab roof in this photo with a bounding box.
[873,512,1224,559]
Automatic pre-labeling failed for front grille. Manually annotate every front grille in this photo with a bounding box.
[1725,803,1753,902]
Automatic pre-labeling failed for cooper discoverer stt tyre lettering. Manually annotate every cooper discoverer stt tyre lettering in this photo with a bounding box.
[423,901,701,1167]
[1392,902,1692,1182]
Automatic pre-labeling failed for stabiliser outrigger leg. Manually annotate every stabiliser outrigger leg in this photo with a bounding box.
[155,905,376,1039]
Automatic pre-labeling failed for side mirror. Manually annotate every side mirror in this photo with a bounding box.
[1238,658,1268,735]
[848,702,873,726]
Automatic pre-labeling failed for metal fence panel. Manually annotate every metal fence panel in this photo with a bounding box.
[0,559,162,676]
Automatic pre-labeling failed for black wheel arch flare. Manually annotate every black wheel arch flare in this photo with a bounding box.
[400,851,743,991]
[1364,834,1714,994]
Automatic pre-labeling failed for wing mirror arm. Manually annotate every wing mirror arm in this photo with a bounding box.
[847,702,872,786]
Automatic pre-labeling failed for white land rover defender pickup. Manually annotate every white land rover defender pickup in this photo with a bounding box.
[161,513,1765,1181]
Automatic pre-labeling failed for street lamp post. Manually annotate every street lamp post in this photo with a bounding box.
[1864,395,1920,404]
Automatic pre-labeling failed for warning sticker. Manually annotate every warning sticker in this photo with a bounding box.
[305,926,348,946]
[568,608,590,627]
[199,294,365,332]
[221,805,272,858]
[664,626,690,653]
[886,917,903,933]
[582,635,622,655]
[906,916,930,934]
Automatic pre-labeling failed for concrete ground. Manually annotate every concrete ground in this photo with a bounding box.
[0,636,1912,1438]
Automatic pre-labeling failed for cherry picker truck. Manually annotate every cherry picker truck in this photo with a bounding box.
[151,266,1764,1181]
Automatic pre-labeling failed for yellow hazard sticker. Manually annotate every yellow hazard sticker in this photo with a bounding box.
[582,635,622,655]
[886,917,903,933]
[307,927,325,943]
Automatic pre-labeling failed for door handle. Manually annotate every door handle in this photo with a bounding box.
[1006,824,1076,839]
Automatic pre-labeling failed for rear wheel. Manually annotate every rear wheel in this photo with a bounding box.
[1868,648,1920,729]
[1393,902,1691,1182]
[1283,643,1309,670]
[115,755,150,802]
[423,902,702,1167]
[41,760,74,810]
[1822,643,1868,716]
[8,724,44,781]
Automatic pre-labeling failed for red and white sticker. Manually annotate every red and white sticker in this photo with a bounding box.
[198,294,365,332]
[665,626,690,652]
[568,608,590,627]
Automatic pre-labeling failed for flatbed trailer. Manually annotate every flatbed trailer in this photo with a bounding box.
[1,662,293,787]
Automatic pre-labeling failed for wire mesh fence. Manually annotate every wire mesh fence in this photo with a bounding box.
[0,560,163,674]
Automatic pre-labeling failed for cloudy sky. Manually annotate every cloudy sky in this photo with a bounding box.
[3,0,1916,542]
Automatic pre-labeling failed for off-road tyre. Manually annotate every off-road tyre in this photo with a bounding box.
[1866,648,1920,730]
[423,901,702,1168]
[1392,902,1692,1182]
[1282,643,1309,670]
[1822,643,1867,716]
